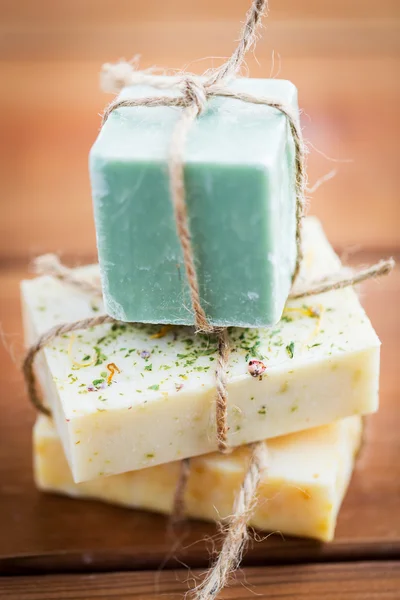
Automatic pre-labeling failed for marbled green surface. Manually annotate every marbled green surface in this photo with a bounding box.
[90,77,298,327]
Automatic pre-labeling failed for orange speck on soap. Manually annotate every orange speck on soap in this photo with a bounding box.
[150,325,173,339]
[106,362,121,385]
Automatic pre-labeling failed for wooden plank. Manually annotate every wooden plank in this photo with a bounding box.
[1,20,399,61]
[1,0,399,25]
[1,562,399,599]
[0,254,399,574]
[1,0,399,63]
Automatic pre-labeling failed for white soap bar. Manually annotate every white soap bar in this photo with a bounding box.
[22,218,380,483]
[34,415,362,542]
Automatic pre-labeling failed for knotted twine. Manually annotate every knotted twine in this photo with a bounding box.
[100,0,306,458]
[24,251,393,597]
[22,0,395,597]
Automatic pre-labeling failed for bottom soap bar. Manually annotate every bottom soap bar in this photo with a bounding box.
[34,415,362,542]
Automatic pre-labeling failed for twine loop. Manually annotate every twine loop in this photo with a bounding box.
[181,76,208,115]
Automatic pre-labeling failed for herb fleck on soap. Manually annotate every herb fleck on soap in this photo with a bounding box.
[286,342,295,359]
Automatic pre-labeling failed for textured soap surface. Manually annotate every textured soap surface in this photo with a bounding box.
[21,218,380,483]
[90,77,298,327]
[34,415,362,542]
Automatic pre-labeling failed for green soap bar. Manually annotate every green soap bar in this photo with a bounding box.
[90,77,299,327]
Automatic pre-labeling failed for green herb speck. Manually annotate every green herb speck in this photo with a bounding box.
[286,342,295,359]
[281,315,293,323]
[94,346,107,366]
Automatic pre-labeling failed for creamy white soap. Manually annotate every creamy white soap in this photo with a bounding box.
[34,415,362,542]
[22,218,380,483]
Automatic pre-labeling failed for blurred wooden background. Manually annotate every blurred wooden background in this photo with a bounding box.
[0,0,399,264]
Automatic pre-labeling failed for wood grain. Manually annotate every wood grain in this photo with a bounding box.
[2,0,399,24]
[1,0,399,61]
[1,562,399,599]
[0,253,398,574]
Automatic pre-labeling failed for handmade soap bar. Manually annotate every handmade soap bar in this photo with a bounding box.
[34,415,362,542]
[21,218,380,483]
[90,77,298,328]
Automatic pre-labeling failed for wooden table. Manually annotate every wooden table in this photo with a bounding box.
[1,258,399,598]
[0,1,399,598]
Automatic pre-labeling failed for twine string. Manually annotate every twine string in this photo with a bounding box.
[193,441,268,600]
[167,95,211,334]
[102,90,307,457]
[23,314,115,416]
[34,254,102,297]
[215,328,231,454]
[100,0,303,470]
[205,0,268,87]
[101,0,273,453]
[170,458,191,525]
[289,257,395,299]
[100,0,301,334]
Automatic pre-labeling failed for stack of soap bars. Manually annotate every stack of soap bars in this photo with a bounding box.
[22,77,381,544]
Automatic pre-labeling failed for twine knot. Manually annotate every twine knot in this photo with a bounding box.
[98,0,305,463]
[181,76,208,115]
